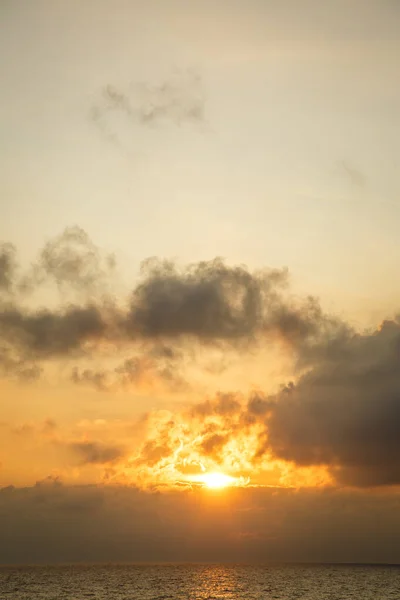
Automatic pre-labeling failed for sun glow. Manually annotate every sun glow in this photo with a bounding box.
[196,472,236,489]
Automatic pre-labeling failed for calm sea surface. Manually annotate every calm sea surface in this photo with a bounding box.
[1,564,400,600]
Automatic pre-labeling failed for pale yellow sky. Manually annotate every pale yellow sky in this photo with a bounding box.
[1,0,400,326]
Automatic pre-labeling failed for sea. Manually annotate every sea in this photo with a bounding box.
[1,564,400,600]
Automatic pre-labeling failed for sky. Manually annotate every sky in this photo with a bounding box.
[1,0,400,564]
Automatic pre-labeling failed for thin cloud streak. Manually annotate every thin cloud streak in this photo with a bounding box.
[90,70,206,149]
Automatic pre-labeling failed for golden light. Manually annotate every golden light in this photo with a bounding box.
[196,472,236,489]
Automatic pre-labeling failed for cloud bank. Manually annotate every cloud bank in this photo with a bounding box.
[1,226,400,490]
[1,482,400,564]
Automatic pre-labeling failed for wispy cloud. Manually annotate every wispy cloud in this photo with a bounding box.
[336,159,366,188]
[71,350,188,394]
[67,440,126,465]
[89,70,206,149]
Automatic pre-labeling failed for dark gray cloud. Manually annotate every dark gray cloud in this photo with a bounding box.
[2,482,400,564]
[126,258,350,360]
[148,343,183,361]
[67,441,125,465]
[0,228,348,369]
[0,228,117,374]
[0,243,17,293]
[257,318,400,486]
[0,345,41,382]
[127,257,288,341]
[0,304,106,358]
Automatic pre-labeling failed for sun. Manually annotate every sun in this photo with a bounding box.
[198,472,236,489]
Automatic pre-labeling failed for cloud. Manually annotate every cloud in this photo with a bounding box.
[90,70,205,149]
[4,226,400,491]
[192,392,242,418]
[0,345,41,382]
[0,226,117,300]
[115,326,400,488]
[67,441,125,465]
[0,227,348,353]
[0,304,107,358]
[70,367,110,391]
[10,418,57,437]
[336,160,366,188]
[133,70,205,125]
[118,393,265,488]
[34,226,117,296]
[0,227,120,379]
[71,347,188,393]
[126,257,287,341]
[1,228,350,388]
[0,243,17,294]
[256,318,400,487]
[2,482,400,564]
[115,355,188,391]
[125,258,350,361]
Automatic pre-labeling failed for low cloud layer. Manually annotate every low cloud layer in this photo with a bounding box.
[1,482,400,564]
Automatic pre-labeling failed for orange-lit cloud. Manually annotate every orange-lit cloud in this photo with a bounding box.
[2,227,400,493]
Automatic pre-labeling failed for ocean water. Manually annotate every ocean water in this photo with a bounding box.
[1,564,400,600]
